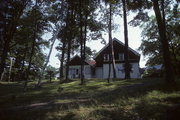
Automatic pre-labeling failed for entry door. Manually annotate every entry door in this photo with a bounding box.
[75,69,79,78]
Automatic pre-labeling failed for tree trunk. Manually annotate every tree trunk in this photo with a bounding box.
[122,0,130,79]
[20,47,27,81]
[108,60,111,83]
[108,3,116,82]
[110,4,116,79]
[24,33,36,91]
[79,0,85,85]
[108,4,112,83]
[0,38,10,79]
[37,28,58,87]
[65,38,71,81]
[82,13,88,84]
[60,40,66,79]
[65,7,73,81]
[153,0,175,83]
[8,58,13,82]
[0,21,17,80]
[49,73,52,83]
[24,0,38,91]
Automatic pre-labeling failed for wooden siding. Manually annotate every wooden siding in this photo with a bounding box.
[95,39,140,67]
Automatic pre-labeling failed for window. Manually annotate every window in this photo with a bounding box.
[119,53,124,61]
[76,69,79,74]
[104,54,109,61]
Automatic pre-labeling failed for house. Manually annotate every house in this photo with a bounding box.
[68,38,141,79]
[68,55,96,79]
[142,64,163,78]
[146,64,163,70]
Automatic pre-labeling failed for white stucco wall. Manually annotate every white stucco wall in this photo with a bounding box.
[68,63,140,79]
[103,64,124,79]
[103,63,140,79]
[130,63,140,78]
[95,67,103,78]
[68,65,80,78]
[68,65,92,78]
[84,65,92,78]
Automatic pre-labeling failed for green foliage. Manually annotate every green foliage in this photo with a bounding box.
[138,3,180,76]
[142,68,163,78]
[2,1,51,82]
[46,65,57,72]
[44,65,57,79]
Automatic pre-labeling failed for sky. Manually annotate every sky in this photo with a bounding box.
[44,12,148,69]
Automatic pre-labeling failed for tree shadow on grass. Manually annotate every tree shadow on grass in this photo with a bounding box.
[88,97,180,120]
[1,79,180,120]
[89,79,180,120]
[0,96,97,120]
[89,107,140,120]
[94,79,180,104]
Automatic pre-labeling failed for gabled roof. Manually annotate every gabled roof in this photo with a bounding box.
[94,38,140,59]
[69,55,80,63]
[69,55,95,66]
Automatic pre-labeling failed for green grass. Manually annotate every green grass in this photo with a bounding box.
[0,78,180,120]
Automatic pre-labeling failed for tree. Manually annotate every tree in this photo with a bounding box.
[99,0,118,82]
[0,0,30,79]
[23,0,50,90]
[152,0,175,83]
[139,16,163,66]
[122,0,130,79]
[84,46,93,60]
[57,32,67,80]
[37,0,65,87]
[9,3,48,82]
[0,0,7,56]
[127,0,176,83]
[60,0,102,83]
[65,5,74,81]
[79,0,84,84]
[24,0,38,91]
[46,65,56,83]
[37,29,57,86]
[56,1,80,81]
[139,4,180,77]
[79,0,104,84]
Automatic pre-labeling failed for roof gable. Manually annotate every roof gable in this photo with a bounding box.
[94,38,140,67]
[113,38,140,56]
[94,38,140,59]
[69,55,93,66]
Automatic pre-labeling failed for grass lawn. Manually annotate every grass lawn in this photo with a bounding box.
[0,78,180,120]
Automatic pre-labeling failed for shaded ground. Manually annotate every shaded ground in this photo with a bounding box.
[0,78,180,120]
